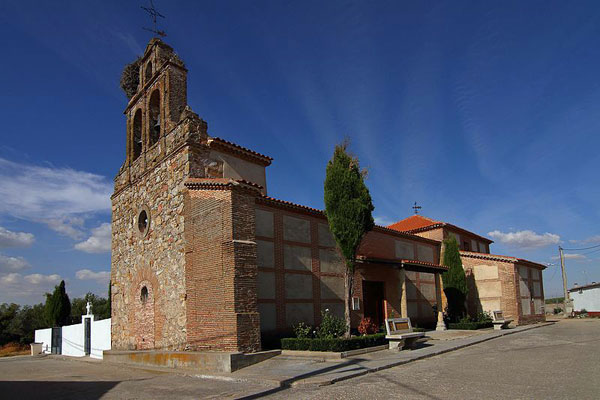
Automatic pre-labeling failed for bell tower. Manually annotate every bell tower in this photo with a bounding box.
[123,39,192,168]
[111,38,268,354]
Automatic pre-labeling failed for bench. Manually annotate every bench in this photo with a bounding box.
[492,310,513,330]
[385,318,425,350]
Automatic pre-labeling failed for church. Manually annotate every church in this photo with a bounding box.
[110,39,545,355]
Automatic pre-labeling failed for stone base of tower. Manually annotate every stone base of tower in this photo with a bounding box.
[103,348,280,373]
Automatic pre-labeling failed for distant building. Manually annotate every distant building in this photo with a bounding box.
[569,282,600,316]
[387,215,547,325]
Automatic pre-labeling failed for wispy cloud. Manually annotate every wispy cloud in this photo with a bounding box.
[551,253,587,261]
[581,235,600,244]
[0,226,34,248]
[45,217,86,240]
[0,157,111,224]
[0,272,61,304]
[75,223,111,253]
[75,269,110,284]
[0,253,30,273]
[488,230,560,249]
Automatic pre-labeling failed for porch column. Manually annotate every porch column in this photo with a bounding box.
[400,268,408,318]
[435,272,447,331]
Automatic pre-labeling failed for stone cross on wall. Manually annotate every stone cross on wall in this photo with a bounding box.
[86,301,92,315]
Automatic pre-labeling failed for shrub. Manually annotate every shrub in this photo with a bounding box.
[553,308,563,315]
[316,309,346,339]
[281,333,387,352]
[293,322,312,339]
[476,311,492,323]
[448,321,493,330]
[358,317,379,335]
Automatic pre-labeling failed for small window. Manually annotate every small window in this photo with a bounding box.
[145,62,152,83]
[463,241,470,251]
[137,208,150,237]
[132,109,143,160]
[149,90,161,146]
[140,286,149,303]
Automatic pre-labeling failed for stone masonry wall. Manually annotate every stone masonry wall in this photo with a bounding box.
[111,144,191,350]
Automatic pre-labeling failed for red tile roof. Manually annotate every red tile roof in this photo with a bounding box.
[387,215,493,244]
[459,251,547,269]
[400,259,448,270]
[207,137,273,166]
[356,255,448,271]
[185,178,264,191]
[387,215,441,231]
[256,196,325,216]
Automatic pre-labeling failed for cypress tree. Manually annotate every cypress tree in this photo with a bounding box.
[441,235,468,321]
[45,280,71,327]
[324,140,374,337]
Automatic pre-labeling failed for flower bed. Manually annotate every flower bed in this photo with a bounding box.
[447,321,493,330]
[281,333,387,352]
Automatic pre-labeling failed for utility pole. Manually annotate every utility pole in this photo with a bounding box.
[559,246,573,315]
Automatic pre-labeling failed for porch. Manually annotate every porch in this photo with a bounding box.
[353,257,448,330]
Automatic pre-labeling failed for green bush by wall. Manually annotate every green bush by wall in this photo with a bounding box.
[281,333,387,352]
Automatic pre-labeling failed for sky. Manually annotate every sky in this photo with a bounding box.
[0,0,598,304]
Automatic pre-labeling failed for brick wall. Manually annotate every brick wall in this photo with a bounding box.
[461,254,546,325]
[254,200,443,333]
[255,203,345,333]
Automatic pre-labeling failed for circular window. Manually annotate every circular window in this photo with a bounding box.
[137,207,151,237]
[140,286,149,303]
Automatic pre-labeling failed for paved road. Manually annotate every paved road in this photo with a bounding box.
[264,319,600,399]
[0,319,597,399]
[0,355,274,399]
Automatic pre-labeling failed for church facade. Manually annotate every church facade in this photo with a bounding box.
[110,39,543,354]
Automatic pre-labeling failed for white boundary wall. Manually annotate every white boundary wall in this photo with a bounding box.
[62,322,85,357]
[90,318,111,359]
[34,328,52,354]
[34,317,111,359]
[571,286,600,312]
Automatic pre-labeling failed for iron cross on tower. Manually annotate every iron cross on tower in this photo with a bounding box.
[142,0,167,38]
[412,202,422,215]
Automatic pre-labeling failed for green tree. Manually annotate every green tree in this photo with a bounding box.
[45,280,71,327]
[0,303,20,345]
[441,235,468,322]
[6,303,47,344]
[324,141,374,337]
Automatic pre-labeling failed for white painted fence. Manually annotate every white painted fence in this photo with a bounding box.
[34,316,111,359]
[34,328,52,354]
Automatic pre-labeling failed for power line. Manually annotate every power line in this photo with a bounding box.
[581,247,600,256]
[561,243,600,251]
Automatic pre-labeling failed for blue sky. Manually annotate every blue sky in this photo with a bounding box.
[0,0,598,304]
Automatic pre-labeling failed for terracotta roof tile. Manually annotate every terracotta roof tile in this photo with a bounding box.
[185,178,264,190]
[459,251,546,269]
[256,196,324,216]
[399,259,448,270]
[387,215,493,244]
[387,215,441,231]
[208,137,273,165]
